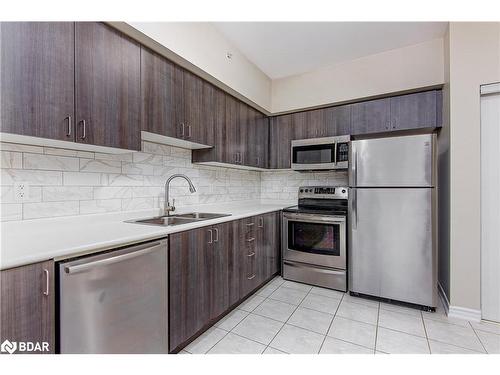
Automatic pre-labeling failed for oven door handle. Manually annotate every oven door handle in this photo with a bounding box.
[283,261,346,276]
[283,212,346,224]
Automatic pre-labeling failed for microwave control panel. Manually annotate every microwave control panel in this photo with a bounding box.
[336,142,349,163]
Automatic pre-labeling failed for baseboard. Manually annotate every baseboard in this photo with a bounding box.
[448,306,482,322]
[437,282,481,322]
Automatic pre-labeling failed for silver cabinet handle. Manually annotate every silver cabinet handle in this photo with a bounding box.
[247,274,256,280]
[65,115,72,137]
[80,120,86,140]
[187,124,192,139]
[214,228,219,243]
[258,217,264,228]
[256,156,260,166]
[43,269,49,296]
[247,252,256,257]
[208,229,213,244]
[246,222,254,226]
[180,123,185,137]
[246,237,255,242]
[65,242,162,274]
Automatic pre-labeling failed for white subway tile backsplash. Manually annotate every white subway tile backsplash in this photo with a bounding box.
[122,162,155,175]
[0,203,23,221]
[1,140,346,221]
[42,186,93,202]
[79,158,122,173]
[1,169,63,185]
[121,197,155,211]
[108,174,144,186]
[141,142,171,156]
[24,153,79,171]
[93,187,132,200]
[63,172,108,186]
[23,201,79,219]
[0,185,42,203]
[0,142,43,154]
[1,151,23,169]
[80,199,122,214]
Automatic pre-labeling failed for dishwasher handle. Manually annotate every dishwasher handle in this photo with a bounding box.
[65,242,162,275]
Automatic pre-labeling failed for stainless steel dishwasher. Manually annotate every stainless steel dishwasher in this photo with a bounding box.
[58,239,168,354]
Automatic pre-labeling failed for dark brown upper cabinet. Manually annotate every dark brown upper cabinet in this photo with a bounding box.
[0,22,75,141]
[323,105,351,136]
[350,97,391,135]
[269,113,294,169]
[1,260,55,354]
[167,67,215,146]
[390,90,439,131]
[75,22,141,151]
[141,48,177,139]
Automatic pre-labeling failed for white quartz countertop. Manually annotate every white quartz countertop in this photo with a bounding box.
[0,200,293,270]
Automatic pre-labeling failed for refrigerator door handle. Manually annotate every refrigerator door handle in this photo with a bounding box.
[350,144,357,187]
[352,189,357,230]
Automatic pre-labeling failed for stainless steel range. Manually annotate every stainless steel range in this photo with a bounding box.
[282,186,348,292]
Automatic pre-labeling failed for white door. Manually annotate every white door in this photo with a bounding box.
[481,83,500,323]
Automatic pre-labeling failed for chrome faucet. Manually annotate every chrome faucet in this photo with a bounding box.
[164,174,196,215]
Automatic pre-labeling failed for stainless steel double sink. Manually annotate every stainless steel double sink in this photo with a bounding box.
[127,212,231,227]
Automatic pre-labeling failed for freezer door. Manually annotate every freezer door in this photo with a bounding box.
[59,240,168,353]
[349,134,435,187]
[349,188,437,307]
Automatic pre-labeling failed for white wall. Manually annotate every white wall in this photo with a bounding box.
[128,22,272,112]
[271,38,445,113]
[448,22,500,312]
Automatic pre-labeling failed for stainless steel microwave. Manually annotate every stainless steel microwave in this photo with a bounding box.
[291,135,350,171]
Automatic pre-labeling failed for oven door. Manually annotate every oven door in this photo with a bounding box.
[291,139,336,170]
[282,212,346,269]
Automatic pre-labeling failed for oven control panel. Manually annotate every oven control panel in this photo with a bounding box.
[298,186,348,199]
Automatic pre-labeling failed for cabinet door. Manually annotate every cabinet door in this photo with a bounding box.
[390,91,437,131]
[75,22,141,150]
[225,95,241,165]
[257,212,281,281]
[351,97,391,135]
[0,22,75,141]
[324,105,351,136]
[256,115,269,168]
[210,224,229,319]
[0,260,55,354]
[307,109,326,138]
[140,48,177,138]
[181,69,203,143]
[245,107,259,167]
[240,217,259,296]
[269,114,294,169]
[169,227,211,351]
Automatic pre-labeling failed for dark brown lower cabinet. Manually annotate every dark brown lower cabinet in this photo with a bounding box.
[0,260,55,354]
[169,212,281,352]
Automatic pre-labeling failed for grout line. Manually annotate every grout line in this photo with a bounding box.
[262,281,313,354]
[469,321,489,354]
[421,311,432,354]
[373,300,381,354]
[318,291,344,354]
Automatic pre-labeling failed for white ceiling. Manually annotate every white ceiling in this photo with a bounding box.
[213,22,448,79]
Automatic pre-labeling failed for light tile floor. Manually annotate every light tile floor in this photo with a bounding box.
[181,276,500,354]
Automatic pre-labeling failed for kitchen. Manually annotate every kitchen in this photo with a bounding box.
[1,7,499,365]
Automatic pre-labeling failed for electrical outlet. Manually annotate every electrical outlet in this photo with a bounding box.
[14,183,29,202]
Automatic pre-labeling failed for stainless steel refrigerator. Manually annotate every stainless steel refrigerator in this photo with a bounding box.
[348,133,437,308]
